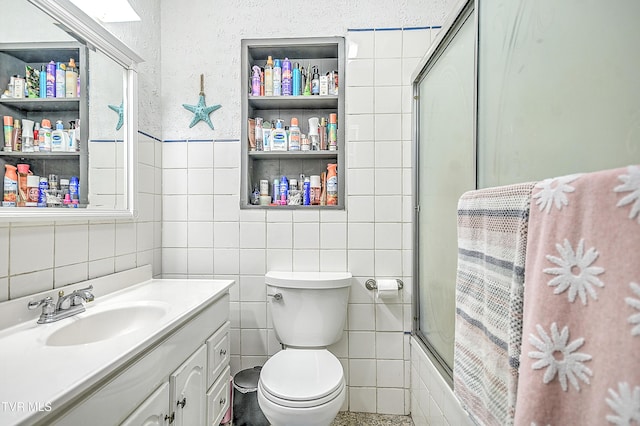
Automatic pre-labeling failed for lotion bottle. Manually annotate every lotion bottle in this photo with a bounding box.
[65,58,78,98]
[51,120,66,152]
[273,58,282,96]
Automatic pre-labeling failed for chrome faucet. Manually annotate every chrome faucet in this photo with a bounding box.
[28,285,95,324]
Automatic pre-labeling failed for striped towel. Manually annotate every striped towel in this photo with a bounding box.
[454,182,536,426]
[514,166,640,425]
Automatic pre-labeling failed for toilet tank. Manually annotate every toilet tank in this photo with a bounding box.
[266,271,352,347]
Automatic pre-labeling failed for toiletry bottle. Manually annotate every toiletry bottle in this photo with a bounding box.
[281,58,292,96]
[68,121,78,151]
[301,134,310,151]
[255,117,263,151]
[46,61,56,98]
[26,175,40,207]
[51,120,65,152]
[13,75,25,99]
[310,175,321,205]
[279,175,288,205]
[271,119,287,151]
[273,59,282,96]
[3,164,18,207]
[65,58,78,98]
[328,113,338,151]
[263,121,272,151]
[16,163,30,207]
[264,56,274,96]
[251,65,261,96]
[33,122,40,150]
[21,119,35,152]
[320,172,327,205]
[308,117,319,151]
[39,65,47,98]
[272,178,280,204]
[326,164,338,205]
[3,116,13,152]
[319,117,328,150]
[289,117,301,151]
[320,74,329,96]
[38,176,48,207]
[69,176,79,207]
[303,66,311,96]
[311,66,320,95]
[39,119,52,152]
[303,176,311,205]
[55,62,66,99]
[11,119,21,152]
[292,63,301,96]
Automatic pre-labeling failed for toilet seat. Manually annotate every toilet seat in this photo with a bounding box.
[259,349,344,408]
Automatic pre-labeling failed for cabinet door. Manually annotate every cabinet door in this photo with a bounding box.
[206,366,231,426]
[170,345,206,426]
[121,382,170,426]
[206,321,230,388]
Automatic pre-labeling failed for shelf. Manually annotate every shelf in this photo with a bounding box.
[248,95,338,110]
[0,98,80,112]
[243,204,343,210]
[248,151,338,160]
[0,151,80,158]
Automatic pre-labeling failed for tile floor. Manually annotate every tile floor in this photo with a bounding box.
[331,412,414,425]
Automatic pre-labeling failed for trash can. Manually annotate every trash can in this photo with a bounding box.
[232,366,269,426]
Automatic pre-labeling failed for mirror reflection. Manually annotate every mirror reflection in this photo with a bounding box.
[0,0,128,213]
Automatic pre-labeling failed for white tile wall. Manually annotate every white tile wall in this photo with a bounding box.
[153,26,449,418]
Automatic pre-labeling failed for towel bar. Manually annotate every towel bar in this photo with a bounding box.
[365,279,404,291]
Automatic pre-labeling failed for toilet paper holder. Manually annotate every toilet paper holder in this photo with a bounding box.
[365,279,403,291]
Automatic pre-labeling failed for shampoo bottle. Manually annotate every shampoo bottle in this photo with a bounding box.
[65,58,78,98]
[3,164,18,207]
[55,62,66,99]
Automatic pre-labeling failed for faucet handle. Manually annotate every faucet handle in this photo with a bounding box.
[28,296,55,318]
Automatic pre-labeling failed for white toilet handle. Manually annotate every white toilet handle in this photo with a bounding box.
[267,293,282,301]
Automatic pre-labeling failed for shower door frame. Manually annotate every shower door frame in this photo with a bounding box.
[411,0,477,386]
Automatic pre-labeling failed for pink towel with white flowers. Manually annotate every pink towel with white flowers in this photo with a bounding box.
[514,166,640,425]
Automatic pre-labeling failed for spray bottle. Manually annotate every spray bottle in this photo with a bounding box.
[251,66,261,96]
[39,65,47,98]
[326,163,338,205]
[3,164,18,207]
[65,58,78,98]
[46,61,56,98]
[281,58,292,96]
[55,62,66,99]
[21,119,35,152]
[273,59,282,96]
[264,56,274,96]
[39,119,52,152]
[3,116,13,152]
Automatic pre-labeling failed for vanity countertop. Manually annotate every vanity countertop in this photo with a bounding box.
[0,267,233,426]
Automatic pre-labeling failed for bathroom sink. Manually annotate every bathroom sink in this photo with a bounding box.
[45,302,169,346]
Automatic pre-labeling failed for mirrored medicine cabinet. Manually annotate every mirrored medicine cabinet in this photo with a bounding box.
[0,0,143,220]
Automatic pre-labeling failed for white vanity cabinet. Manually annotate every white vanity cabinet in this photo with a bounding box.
[120,383,170,426]
[170,346,206,425]
[119,321,232,426]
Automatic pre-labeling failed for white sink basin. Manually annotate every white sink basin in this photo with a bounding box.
[45,302,169,346]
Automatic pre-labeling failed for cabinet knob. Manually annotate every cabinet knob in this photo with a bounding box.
[164,412,175,424]
[219,397,226,406]
[219,348,227,356]
[177,397,186,409]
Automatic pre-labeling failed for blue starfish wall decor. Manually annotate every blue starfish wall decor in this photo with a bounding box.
[108,101,124,131]
[182,74,221,129]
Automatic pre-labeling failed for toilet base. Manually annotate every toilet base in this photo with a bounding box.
[257,383,345,426]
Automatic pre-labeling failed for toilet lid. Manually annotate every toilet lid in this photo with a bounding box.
[259,349,344,402]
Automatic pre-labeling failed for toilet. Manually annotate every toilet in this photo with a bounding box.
[257,271,352,426]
